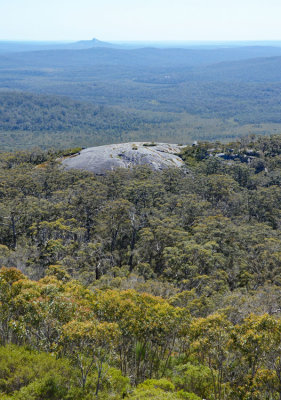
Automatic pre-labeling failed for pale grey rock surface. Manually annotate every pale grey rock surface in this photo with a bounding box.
[62,142,186,174]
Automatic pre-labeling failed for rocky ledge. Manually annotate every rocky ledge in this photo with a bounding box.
[62,142,186,174]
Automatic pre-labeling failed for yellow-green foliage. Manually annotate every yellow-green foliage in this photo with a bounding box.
[2,136,281,399]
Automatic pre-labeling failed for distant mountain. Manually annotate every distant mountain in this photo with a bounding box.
[0,38,121,54]
[69,38,121,49]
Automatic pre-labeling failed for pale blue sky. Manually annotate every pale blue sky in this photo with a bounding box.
[1,0,281,41]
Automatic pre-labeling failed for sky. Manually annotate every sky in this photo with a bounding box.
[1,0,281,42]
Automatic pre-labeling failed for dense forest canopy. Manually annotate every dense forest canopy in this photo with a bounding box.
[0,91,176,150]
[1,135,281,399]
[2,40,281,399]
[1,44,281,150]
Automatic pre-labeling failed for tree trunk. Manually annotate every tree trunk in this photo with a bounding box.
[11,214,17,249]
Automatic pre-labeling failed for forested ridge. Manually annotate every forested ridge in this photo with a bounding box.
[2,135,281,399]
[2,89,281,151]
[2,45,281,150]
[0,91,178,151]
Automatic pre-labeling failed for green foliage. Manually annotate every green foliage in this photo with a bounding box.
[0,345,77,398]
[2,135,281,399]
[128,387,180,399]
[137,379,175,392]
[0,345,131,399]
[143,142,157,147]
[61,148,83,157]
[14,375,69,400]
[129,379,179,399]
[171,363,213,399]
[177,392,202,400]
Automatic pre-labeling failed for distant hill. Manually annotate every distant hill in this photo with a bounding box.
[1,45,281,149]
[197,55,281,82]
[0,91,145,150]
[2,45,281,69]
[0,91,186,151]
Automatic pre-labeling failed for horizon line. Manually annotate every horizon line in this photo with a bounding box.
[1,38,281,43]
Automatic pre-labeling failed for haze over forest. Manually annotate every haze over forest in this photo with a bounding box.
[1,38,281,150]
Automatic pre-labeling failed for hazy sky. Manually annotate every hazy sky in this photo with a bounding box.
[1,0,281,41]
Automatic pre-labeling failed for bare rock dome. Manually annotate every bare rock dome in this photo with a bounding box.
[62,142,186,174]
